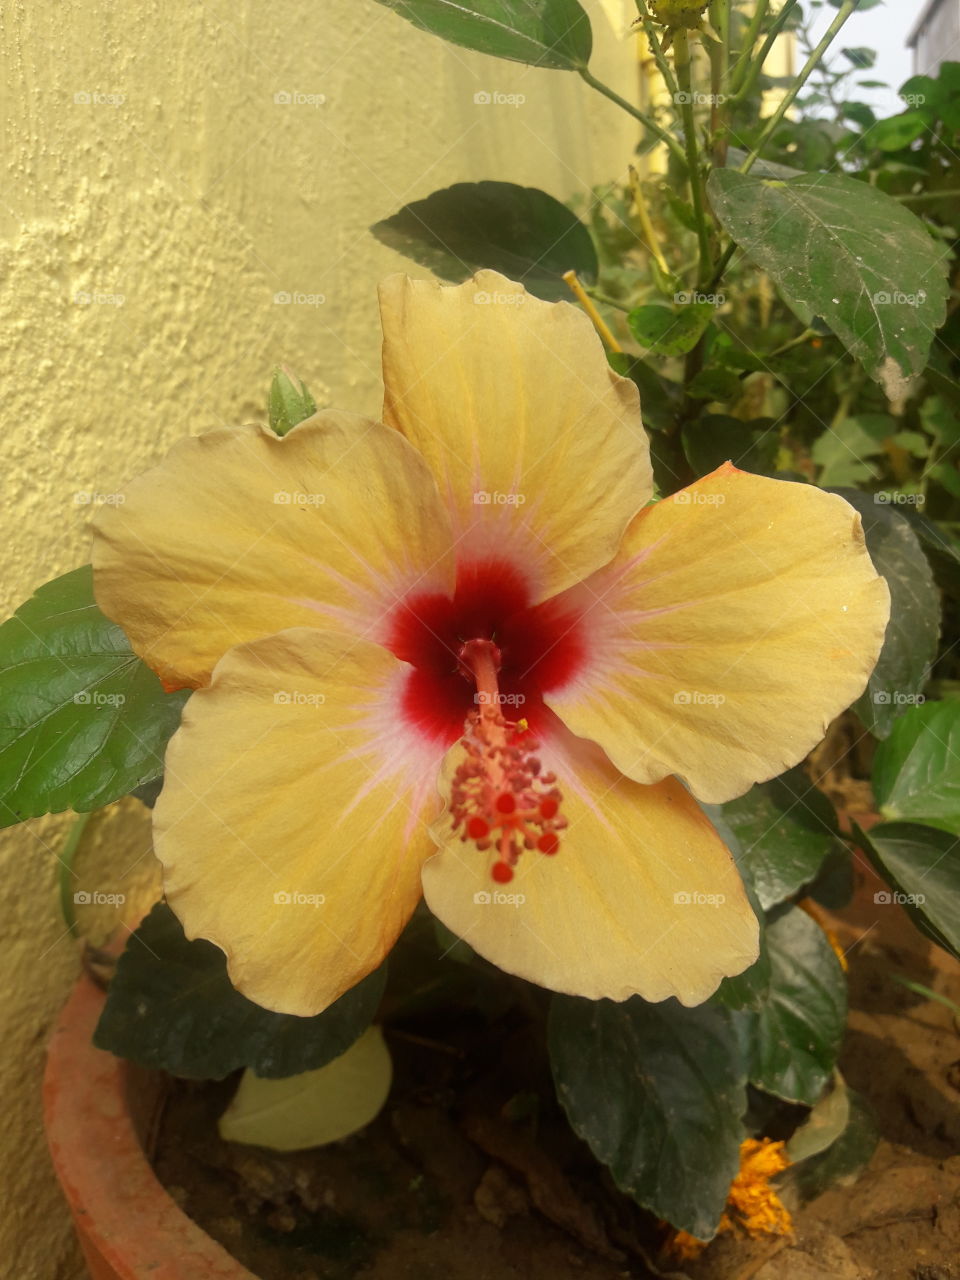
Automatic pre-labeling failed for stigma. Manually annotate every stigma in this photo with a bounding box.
[449,639,566,883]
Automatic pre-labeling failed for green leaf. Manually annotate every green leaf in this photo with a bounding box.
[812,415,890,487]
[856,821,960,958]
[736,906,847,1106]
[870,112,929,151]
[549,995,745,1238]
[94,903,388,1079]
[711,910,772,1012]
[371,181,597,301]
[627,302,713,356]
[268,367,317,437]
[842,46,876,69]
[371,0,592,70]
[829,490,940,738]
[219,1027,393,1151]
[682,414,779,478]
[686,368,742,401]
[722,767,843,911]
[904,511,960,597]
[872,700,960,832]
[787,1088,878,1201]
[785,1071,850,1163]
[707,169,950,399]
[0,568,187,827]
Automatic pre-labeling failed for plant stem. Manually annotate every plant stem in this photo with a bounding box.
[739,0,858,174]
[629,164,671,277]
[896,188,960,204]
[707,239,738,292]
[768,327,819,358]
[563,270,623,351]
[579,66,688,169]
[673,28,712,284]
[59,810,94,934]
[729,0,771,97]
[634,0,681,102]
[729,0,799,107]
[710,0,731,96]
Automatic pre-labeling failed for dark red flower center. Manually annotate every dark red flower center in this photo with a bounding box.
[386,557,586,747]
[386,558,586,882]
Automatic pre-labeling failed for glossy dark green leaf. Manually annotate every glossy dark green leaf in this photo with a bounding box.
[872,700,960,833]
[0,567,187,827]
[722,767,843,911]
[856,821,960,959]
[95,903,387,1079]
[549,995,746,1238]
[736,906,847,1106]
[627,302,713,356]
[707,169,949,399]
[372,0,592,70]
[830,490,940,738]
[371,181,597,300]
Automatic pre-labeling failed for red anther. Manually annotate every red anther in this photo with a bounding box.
[537,832,559,855]
[539,797,558,820]
[467,816,490,840]
[495,792,517,815]
[491,860,514,883]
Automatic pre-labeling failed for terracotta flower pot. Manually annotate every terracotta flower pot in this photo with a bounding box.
[44,972,255,1280]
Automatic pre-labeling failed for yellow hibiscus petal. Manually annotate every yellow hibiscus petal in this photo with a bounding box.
[378,270,652,601]
[91,412,455,686]
[422,718,758,1005]
[544,465,890,804]
[154,627,443,1015]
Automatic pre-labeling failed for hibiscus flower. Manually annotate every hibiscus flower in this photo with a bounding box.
[91,271,889,1016]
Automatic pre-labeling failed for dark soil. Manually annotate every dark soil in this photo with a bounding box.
[153,866,960,1280]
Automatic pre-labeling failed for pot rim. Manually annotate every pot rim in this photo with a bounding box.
[43,970,257,1280]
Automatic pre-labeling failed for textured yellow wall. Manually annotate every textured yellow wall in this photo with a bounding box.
[0,2,639,1274]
